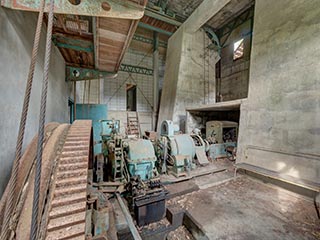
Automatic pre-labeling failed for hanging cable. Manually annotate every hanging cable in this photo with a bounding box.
[0,0,46,239]
[30,0,55,239]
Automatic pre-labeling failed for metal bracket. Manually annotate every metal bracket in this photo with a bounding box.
[203,26,221,53]
[66,66,115,81]
[66,64,154,81]
[1,0,145,19]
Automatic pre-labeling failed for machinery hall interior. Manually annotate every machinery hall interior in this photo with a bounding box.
[0,0,320,239]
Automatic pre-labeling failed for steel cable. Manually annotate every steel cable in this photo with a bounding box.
[0,0,46,239]
[30,0,55,239]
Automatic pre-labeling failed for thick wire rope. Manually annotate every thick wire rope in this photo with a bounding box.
[30,0,55,239]
[0,0,46,239]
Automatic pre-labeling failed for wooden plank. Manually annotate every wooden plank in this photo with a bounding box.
[115,20,138,70]
[99,37,124,48]
[98,18,132,34]
[98,59,118,65]
[99,51,121,59]
[98,64,116,72]
[100,48,122,55]
[97,29,127,42]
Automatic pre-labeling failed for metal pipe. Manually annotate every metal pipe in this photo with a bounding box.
[115,193,142,240]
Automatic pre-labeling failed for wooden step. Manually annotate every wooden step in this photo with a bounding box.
[47,211,86,232]
[54,183,87,197]
[58,162,88,171]
[57,169,88,180]
[60,150,88,158]
[49,202,86,219]
[52,192,86,208]
[46,222,85,240]
[59,156,87,164]
[56,176,87,188]
[62,145,89,151]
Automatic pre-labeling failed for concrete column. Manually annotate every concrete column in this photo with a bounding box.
[153,31,159,130]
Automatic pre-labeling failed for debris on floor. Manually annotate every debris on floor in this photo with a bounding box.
[142,217,171,231]
[166,226,195,240]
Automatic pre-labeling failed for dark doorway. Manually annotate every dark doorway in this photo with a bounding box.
[126,84,137,111]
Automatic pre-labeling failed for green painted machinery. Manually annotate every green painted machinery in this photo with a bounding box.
[157,120,209,177]
[123,139,159,181]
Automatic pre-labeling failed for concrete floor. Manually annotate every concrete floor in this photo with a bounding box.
[167,175,320,240]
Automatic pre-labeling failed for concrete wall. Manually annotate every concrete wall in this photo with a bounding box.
[158,25,219,131]
[218,17,252,102]
[0,8,70,197]
[237,0,320,184]
[157,0,230,132]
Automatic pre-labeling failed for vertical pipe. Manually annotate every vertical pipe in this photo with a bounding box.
[73,80,77,120]
[153,31,159,131]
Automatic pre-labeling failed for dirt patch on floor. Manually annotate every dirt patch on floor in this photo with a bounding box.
[167,226,195,240]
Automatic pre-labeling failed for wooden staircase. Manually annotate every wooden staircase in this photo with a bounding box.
[126,111,141,138]
[45,120,91,240]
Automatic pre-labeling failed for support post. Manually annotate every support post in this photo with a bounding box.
[73,80,77,121]
[100,77,104,104]
[116,193,142,240]
[153,31,159,131]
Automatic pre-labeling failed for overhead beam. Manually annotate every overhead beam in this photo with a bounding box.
[52,35,94,52]
[120,64,153,75]
[53,42,93,52]
[133,34,167,48]
[144,8,182,26]
[66,66,115,81]
[138,22,173,36]
[66,64,154,81]
[1,0,145,19]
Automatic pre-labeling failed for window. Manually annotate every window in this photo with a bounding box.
[233,38,244,60]
[126,84,137,111]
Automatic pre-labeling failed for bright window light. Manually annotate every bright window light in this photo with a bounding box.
[233,38,244,60]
